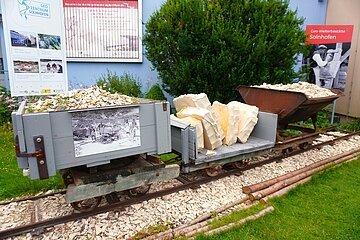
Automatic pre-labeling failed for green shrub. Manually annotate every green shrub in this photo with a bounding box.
[339,118,360,132]
[96,70,142,97]
[145,84,167,100]
[144,0,307,102]
[0,87,18,124]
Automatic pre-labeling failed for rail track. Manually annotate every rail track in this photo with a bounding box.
[0,128,359,239]
[0,190,67,207]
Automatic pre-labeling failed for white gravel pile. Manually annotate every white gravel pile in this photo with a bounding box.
[25,86,140,113]
[1,134,359,240]
[254,82,337,98]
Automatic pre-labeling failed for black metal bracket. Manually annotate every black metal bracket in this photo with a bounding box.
[15,135,49,179]
[162,101,167,111]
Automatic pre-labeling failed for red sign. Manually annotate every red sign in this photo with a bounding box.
[306,25,354,44]
[63,0,138,9]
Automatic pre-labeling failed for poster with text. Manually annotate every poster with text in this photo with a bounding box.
[1,0,68,96]
[71,107,141,158]
[63,0,142,62]
[303,25,353,92]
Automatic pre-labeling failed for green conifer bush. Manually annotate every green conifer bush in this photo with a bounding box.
[145,84,167,100]
[144,0,307,102]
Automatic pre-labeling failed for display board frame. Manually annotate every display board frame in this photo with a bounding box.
[1,0,69,97]
[63,0,143,63]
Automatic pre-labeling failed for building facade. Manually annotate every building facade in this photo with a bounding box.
[326,0,360,118]
[0,0,328,92]
[4,0,358,118]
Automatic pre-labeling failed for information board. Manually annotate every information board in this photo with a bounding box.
[63,0,142,62]
[303,25,354,92]
[1,0,68,96]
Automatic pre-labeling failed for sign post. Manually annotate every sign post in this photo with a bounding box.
[304,25,354,91]
[1,0,68,96]
[304,25,354,122]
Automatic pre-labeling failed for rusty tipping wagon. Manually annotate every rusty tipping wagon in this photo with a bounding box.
[237,85,343,152]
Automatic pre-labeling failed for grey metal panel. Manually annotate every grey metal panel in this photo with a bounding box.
[154,102,171,154]
[171,119,188,129]
[194,111,277,164]
[175,110,278,169]
[50,103,159,139]
[12,112,28,168]
[170,127,184,151]
[14,101,171,179]
[54,126,158,169]
[50,112,73,139]
[188,127,198,160]
[170,124,189,161]
[186,149,271,173]
[22,113,57,179]
[251,111,278,143]
[86,160,111,168]
[170,119,198,161]
[15,101,26,153]
[170,119,200,163]
[196,137,273,164]
[181,128,190,164]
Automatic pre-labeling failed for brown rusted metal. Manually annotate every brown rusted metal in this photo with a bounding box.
[287,125,316,133]
[162,101,168,111]
[33,136,49,180]
[146,154,163,165]
[15,135,44,159]
[274,132,319,152]
[237,86,342,130]
[0,190,66,206]
[275,126,338,152]
[15,135,49,179]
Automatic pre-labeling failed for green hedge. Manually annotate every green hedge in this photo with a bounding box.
[96,70,142,97]
[144,0,307,102]
[145,84,167,100]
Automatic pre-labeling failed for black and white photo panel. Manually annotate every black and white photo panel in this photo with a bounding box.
[71,107,140,157]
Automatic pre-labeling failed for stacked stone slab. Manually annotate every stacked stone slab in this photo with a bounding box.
[171,114,205,150]
[212,101,239,146]
[177,107,223,150]
[173,93,225,140]
[174,93,259,151]
[228,101,259,143]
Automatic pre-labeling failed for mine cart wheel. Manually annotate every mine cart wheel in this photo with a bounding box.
[105,193,120,204]
[70,196,102,212]
[299,142,310,150]
[62,170,74,187]
[204,165,222,177]
[282,147,293,156]
[127,184,151,197]
[231,160,247,169]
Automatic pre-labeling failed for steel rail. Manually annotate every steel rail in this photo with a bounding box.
[0,130,359,239]
[0,190,66,206]
[0,126,348,206]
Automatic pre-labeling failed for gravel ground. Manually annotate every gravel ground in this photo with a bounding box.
[2,134,360,240]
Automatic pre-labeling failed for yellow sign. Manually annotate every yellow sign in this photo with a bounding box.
[41,89,52,94]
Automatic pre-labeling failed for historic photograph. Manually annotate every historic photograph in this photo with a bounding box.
[40,59,63,73]
[38,34,61,50]
[303,42,351,91]
[13,60,39,73]
[10,30,37,48]
[71,107,140,157]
